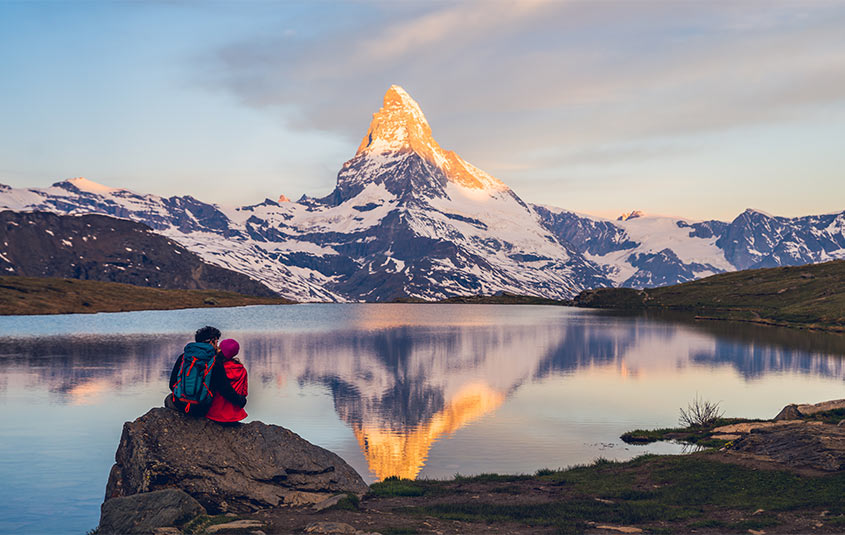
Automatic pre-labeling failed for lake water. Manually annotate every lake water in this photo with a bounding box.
[1,304,844,534]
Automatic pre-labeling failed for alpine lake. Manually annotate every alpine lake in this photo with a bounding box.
[1,303,844,534]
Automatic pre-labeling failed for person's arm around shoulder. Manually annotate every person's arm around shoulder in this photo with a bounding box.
[232,358,248,396]
[211,354,246,408]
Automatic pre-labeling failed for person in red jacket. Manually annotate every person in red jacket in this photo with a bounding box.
[205,338,248,423]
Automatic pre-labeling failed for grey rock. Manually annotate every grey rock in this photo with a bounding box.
[774,403,803,421]
[774,399,845,420]
[731,422,845,472]
[104,408,369,513]
[794,398,845,416]
[98,488,205,535]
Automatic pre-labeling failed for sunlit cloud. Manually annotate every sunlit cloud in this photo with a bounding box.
[208,0,845,172]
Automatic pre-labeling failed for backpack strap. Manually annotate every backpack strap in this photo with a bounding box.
[200,353,217,399]
[171,353,186,394]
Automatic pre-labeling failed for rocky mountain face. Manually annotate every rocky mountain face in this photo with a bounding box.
[534,205,845,288]
[0,210,278,297]
[0,86,843,300]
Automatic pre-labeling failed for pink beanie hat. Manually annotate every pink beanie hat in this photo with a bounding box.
[219,338,240,359]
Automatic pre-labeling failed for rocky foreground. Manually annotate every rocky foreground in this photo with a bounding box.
[100,402,845,534]
[99,408,368,534]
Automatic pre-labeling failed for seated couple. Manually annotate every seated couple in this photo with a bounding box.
[166,325,248,423]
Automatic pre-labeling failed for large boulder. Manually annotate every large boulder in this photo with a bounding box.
[99,488,205,535]
[104,408,368,513]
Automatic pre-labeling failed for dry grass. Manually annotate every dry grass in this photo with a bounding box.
[0,275,293,315]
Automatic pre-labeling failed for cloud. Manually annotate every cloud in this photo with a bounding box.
[204,1,845,174]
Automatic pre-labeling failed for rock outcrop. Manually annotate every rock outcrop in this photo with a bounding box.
[104,408,368,514]
[774,398,845,420]
[99,488,205,535]
[731,421,845,472]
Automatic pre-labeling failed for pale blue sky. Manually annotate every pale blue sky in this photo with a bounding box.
[1,1,843,221]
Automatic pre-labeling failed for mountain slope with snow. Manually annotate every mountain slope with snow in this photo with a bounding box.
[1,86,843,300]
[534,205,845,288]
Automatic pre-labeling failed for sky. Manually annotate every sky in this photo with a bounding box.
[1,0,844,221]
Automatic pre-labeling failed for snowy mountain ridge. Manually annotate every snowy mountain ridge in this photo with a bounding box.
[1,86,844,301]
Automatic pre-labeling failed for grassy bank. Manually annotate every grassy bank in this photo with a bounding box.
[251,452,845,534]
[620,417,755,448]
[574,260,845,331]
[0,275,293,315]
[367,456,845,533]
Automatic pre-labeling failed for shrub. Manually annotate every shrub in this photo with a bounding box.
[679,394,724,427]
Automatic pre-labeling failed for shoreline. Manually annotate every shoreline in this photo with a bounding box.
[0,275,293,316]
[117,400,845,535]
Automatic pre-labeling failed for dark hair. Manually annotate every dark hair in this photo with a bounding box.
[195,326,222,343]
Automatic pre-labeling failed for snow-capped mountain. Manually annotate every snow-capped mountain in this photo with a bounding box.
[234,85,610,300]
[1,86,843,300]
[0,210,278,297]
[533,205,845,288]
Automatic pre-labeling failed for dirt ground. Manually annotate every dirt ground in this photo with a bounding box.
[229,448,844,535]
[199,418,845,535]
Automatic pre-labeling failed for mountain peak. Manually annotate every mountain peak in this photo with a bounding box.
[54,177,116,195]
[741,208,774,218]
[356,85,432,155]
[350,85,506,192]
[383,85,426,119]
[617,210,645,221]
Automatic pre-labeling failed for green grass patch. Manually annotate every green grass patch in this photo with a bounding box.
[453,472,532,483]
[575,260,845,331]
[394,454,845,532]
[406,496,688,535]
[826,515,845,526]
[536,457,639,497]
[369,477,430,497]
[621,417,756,447]
[329,493,361,511]
[534,468,557,476]
[804,408,845,424]
[646,456,845,513]
[620,427,678,444]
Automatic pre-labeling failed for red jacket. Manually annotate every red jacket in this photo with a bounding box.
[206,358,248,423]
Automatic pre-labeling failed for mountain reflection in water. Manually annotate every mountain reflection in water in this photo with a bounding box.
[2,307,844,483]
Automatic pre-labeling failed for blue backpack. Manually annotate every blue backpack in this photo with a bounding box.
[172,342,217,413]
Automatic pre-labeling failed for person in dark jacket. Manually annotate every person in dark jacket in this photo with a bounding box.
[165,326,247,416]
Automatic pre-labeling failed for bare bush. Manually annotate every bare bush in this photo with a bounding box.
[679,394,724,427]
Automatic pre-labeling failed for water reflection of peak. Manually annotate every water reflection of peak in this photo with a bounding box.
[286,322,638,480]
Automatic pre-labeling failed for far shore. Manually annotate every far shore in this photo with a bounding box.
[3,260,843,338]
[0,275,293,316]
